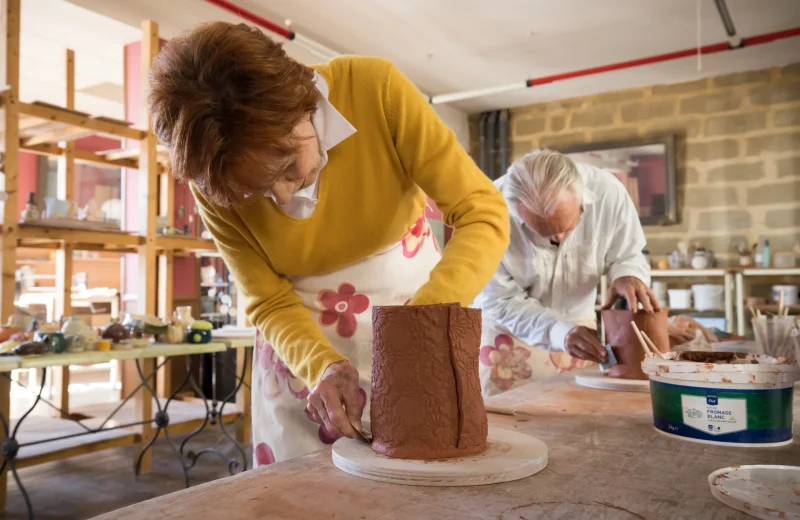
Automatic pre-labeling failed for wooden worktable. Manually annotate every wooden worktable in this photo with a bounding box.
[94,373,799,520]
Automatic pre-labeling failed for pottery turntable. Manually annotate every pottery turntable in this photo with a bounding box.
[332,304,548,487]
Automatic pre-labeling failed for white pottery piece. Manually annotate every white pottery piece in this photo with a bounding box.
[709,465,800,520]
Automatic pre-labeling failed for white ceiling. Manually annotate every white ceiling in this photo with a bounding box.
[18,0,141,118]
[18,0,800,117]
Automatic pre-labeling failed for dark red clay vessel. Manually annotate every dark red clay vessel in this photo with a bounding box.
[603,309,669,379]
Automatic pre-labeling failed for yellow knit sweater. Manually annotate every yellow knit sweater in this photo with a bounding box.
[192,56,509,388]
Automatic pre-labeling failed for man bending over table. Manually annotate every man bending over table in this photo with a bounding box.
[475,149,660,396]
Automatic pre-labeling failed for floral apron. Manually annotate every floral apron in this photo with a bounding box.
[478,318,596,397]
[251,214,441,466]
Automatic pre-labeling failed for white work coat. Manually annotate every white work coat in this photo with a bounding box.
[474,164,650,352]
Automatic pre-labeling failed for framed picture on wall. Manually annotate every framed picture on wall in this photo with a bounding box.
[559,135,677,226]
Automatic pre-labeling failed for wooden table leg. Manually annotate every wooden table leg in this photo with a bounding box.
[155,357,171,398]
[0,373,11,513]
[51,366,70,418]
[135,358,156,474]
[235,348,252,445]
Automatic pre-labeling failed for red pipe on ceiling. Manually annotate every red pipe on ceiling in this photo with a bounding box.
[199,0,800,104]
[202,0,294,40]
[525,26,800,88]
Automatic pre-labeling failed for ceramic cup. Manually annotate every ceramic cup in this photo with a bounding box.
[44,197,77,219]
[40,331,67,353]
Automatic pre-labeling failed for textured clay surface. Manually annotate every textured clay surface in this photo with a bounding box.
[370,303,488,459]
[603,309,669,379]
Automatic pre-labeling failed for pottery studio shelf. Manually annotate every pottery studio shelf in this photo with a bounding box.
[650,268,728,277]
[9,225,218,254]
[748,304,800,315]
[155,235,217,253]
[15,224,143,252]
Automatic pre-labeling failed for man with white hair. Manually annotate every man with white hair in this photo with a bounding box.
[475,149,659,396]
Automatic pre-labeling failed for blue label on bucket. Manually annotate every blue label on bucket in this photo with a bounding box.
[706,393,718,406]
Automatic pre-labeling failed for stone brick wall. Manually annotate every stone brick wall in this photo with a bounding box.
[471,63,800,263]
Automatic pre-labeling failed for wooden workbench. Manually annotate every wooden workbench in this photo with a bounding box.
[93,373,799,520]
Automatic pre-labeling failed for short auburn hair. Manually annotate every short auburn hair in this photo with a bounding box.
[147,22,320,207]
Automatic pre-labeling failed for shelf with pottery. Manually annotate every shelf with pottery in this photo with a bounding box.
[740,267,800,276]
[0,6,173,509]
[650,268,728,278]
[733,267,800,336]
[15,222,143,252]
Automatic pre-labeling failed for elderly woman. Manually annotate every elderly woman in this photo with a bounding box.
[147,22,509,465]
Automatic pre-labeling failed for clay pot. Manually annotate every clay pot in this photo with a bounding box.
[164,323,186,344]
[14,341,48,356]
[102,323,130,343]
[0,326,21,343]
[602,309,669,380]
[61,316,87,336]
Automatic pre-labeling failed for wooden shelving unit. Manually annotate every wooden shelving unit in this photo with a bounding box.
[0,0,224,509]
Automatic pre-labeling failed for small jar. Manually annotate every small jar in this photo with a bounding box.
[691,248,709,270]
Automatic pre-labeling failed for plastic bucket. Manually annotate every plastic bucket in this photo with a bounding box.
[642,355,800,447]
[691,284,724,311]
[668,289,692,309]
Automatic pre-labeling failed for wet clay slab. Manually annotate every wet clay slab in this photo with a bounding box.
[602,309,669,380]
[370,303,488,459]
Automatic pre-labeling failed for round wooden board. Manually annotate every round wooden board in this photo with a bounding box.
[575,372,650,393]
[332,426,547,487]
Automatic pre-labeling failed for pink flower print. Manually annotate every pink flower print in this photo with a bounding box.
[548,352,594,374]
[255,335,309,399]
[479,334,532,391]
[254,442,275,466]
[401,214,431,258]
[305,387,367,445]
[319,283,369,338]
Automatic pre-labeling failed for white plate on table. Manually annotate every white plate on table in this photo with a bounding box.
[574,372,650,393]
[709,465,800,520]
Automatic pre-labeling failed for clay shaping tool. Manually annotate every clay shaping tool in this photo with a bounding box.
[630,321,663,359]
[598,345,618,371]
[640,330,667,360]
[351,420,372,443]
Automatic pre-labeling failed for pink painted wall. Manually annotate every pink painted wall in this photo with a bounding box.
[17,152,39,217]
[124,40,198,301]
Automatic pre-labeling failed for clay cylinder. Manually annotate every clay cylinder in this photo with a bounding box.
[602,309,669,380]
[370,303,488,459]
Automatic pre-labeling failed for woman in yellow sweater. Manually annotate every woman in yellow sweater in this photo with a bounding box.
[148,22,509,465]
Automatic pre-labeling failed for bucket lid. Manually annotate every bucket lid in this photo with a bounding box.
[642,352,800,378]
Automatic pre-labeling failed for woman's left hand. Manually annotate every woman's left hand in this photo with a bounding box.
[306,360,363,439]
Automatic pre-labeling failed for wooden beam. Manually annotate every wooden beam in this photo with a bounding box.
[17,225,142,247]
[135,18,160,475]
[18,102,146,141]
[156,170,174,399]
[0,1,21,511]
[154,235,217,252]
[25,126,94,146]
[53,49,76,419]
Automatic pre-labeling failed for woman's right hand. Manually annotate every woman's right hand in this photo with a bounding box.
[306,360,363,439]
